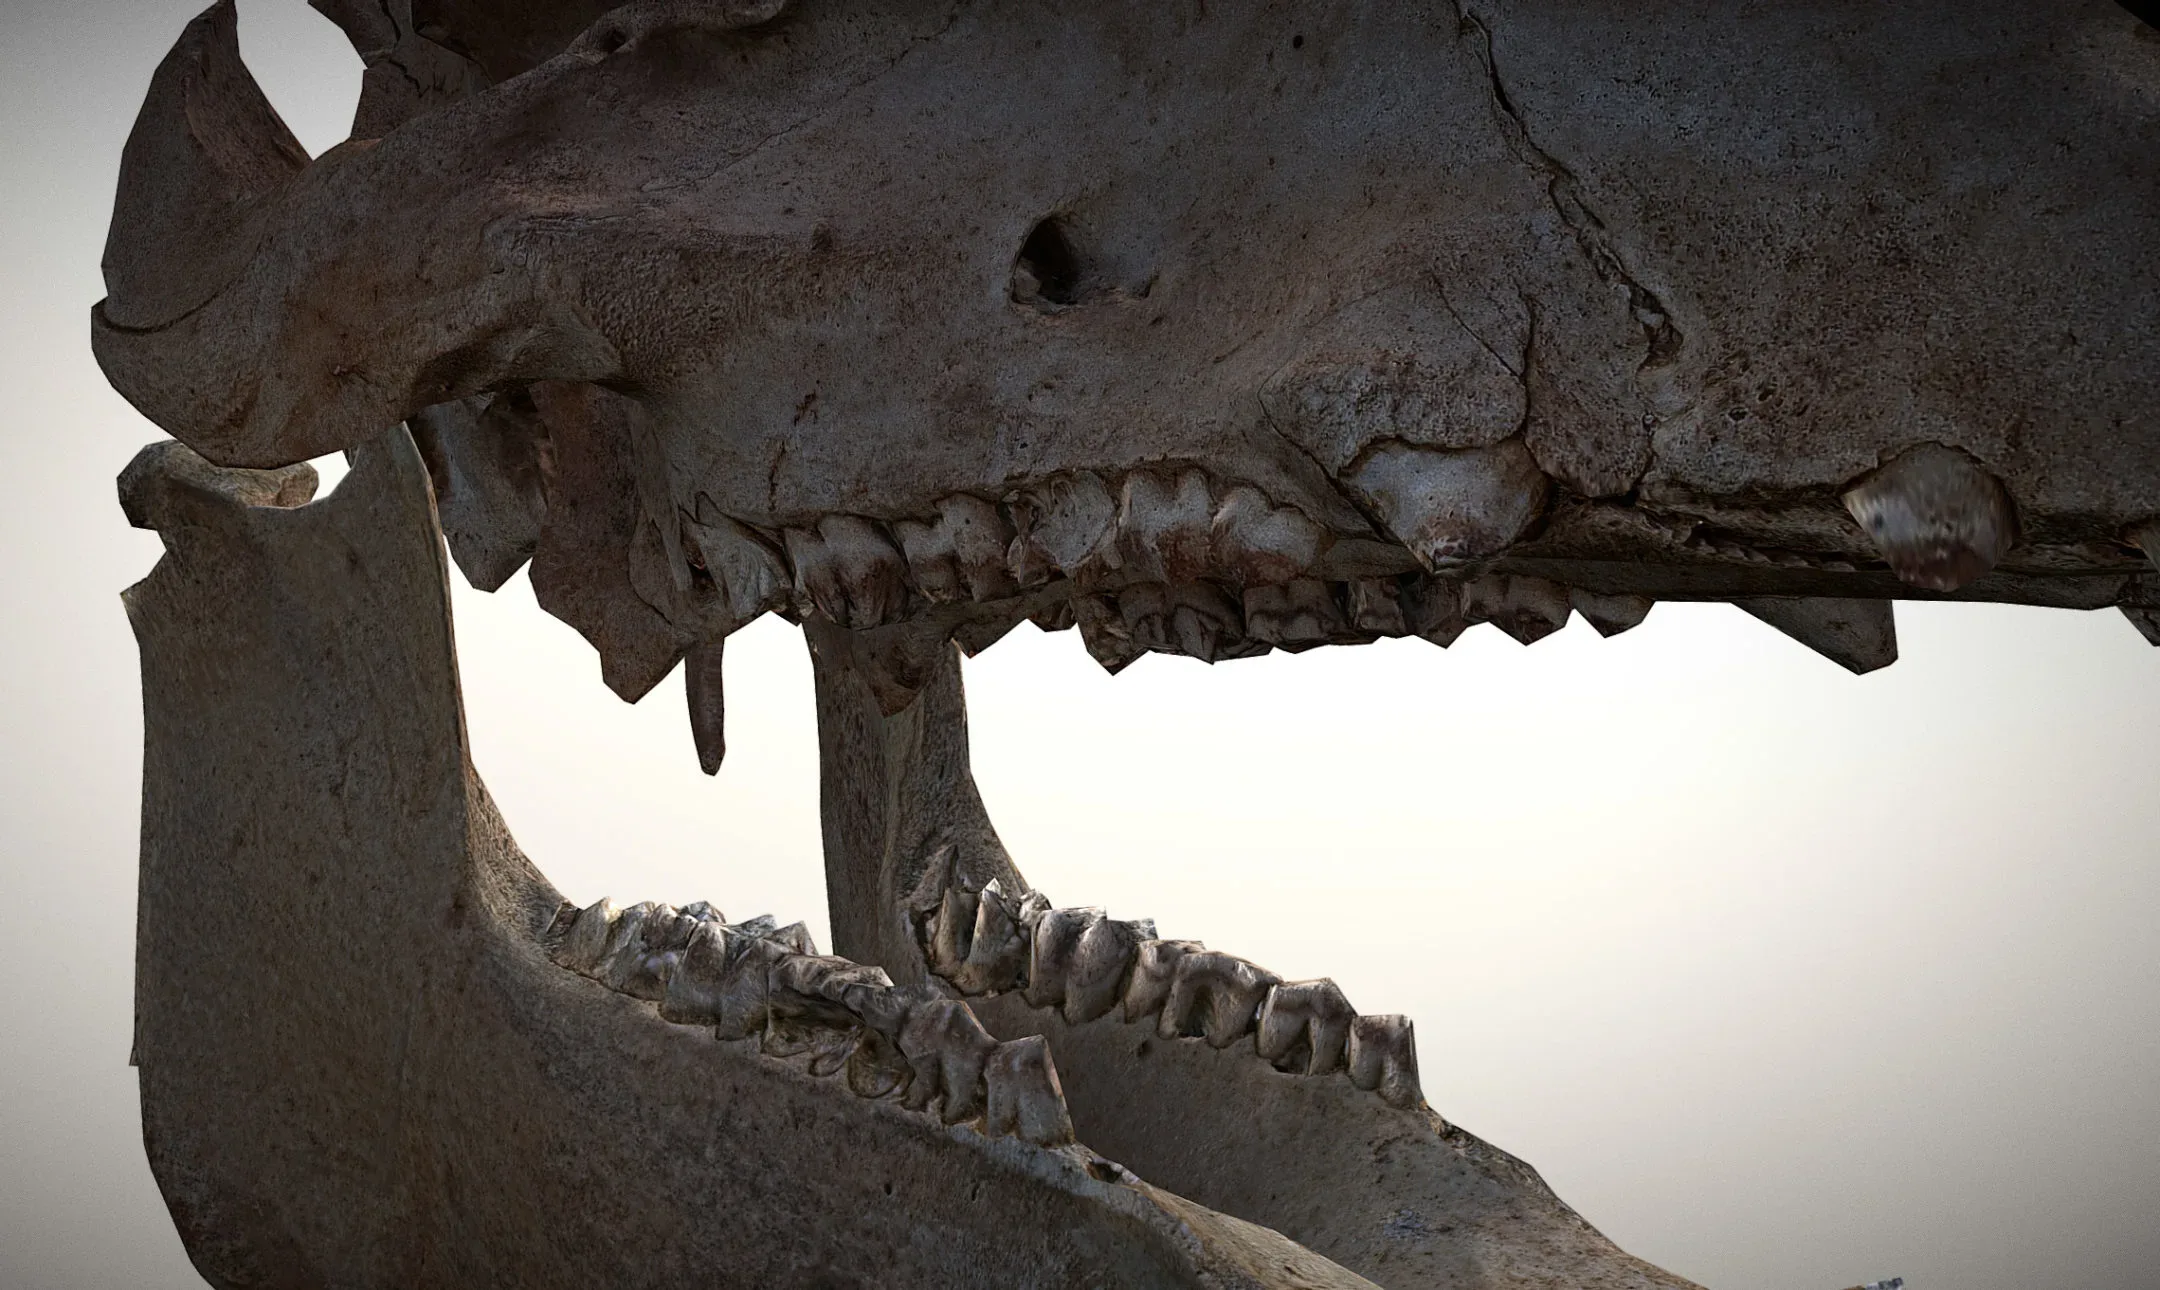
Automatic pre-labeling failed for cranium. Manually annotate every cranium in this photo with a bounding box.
[100,1,2158,1286]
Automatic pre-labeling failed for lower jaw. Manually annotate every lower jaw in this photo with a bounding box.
[121,427,1698,1289]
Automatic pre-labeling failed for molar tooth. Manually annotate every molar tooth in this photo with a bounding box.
[1063,917,1151,1024]
[839,981,931,1100]
[1403,575,1468,646]
[553,897,617,975]
[592,900,657,984]
[1843,443,2019,591]
[1341,439,1550,570]
[685,508,790,630]
[1347,1014,1424,1109]
[984,1035,1077,1147]
[1256,979,1357,1076]
[1118,469,1215,584]
[1736,597,1898,674]
[608,903,701,1000]
[679,901,723,922]
[1073,593,1143,673]
[1569,590,1655,638]
[685,639,726,775]
[1159,951,1282,1048]
[1024,907,1104,1010]
[765,920,819,956]
[1345,577,1408,636]
[1008,472,1118,586]
[1122,939,1206,1024]
[1211,485,1323,587]
[1242,579,1346,650]
[1169,582,1251,661]
[710,935,794,1041]
[769,955,894,1029]
[951,885,1028,995]
[784,516,909,629]
[897,998,1000,1124]
[658,919,732,1025]
[893,516,965,604]
[1462,575,1572,645]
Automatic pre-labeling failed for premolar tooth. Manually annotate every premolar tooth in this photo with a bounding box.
[1843,443,2019,591]
[1211,485,1323,587]
[685,639,726,775]
[766,920,818,956]
[1256,980,1356,1076]
[984,1035,1077,1147]
[1736,597,1897,674]
[710,934,794,1041]
[1024,907,1105,1010]
[1073,593,1142,673]
[1345,577,1408,636]
[1159,951,1282,1048]
[898,998,1000,1124]
[1122,939,1206,1024]
[896,495,1016,604]
[1462,575,1572,645]
[1008,472,1118,586]
[1118,469,1215,584]
[592,900,657,985]
[553,897,617,975]
[1242,579,1346,650]
[658,919,732,1025]
[785,516,909,629]
[1569,590,1655,638]
[1063,917,1151,1024]
[1347,1014,1424,1109]
[1342,439,1550,570]
[608,903,702,1000]
[951,884,1028,995]
[685,508,790,630]
[841,982,929,1100]
[1403,575,1468,646]
[770,954,894,1029]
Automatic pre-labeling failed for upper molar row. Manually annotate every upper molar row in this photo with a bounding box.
[545,896,1076,1146]
[911,857,1426,1111]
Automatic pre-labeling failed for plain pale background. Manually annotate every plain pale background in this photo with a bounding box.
[3,3,2156,1286]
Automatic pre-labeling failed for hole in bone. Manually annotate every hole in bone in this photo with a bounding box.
[1012,216,1083,307]
[235,0,364,157]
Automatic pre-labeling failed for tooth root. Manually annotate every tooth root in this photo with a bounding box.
[1242,579,1346,650]
[1569,590,1655,638]
[898,998,1000,1124]
[1342,439,1550,571]
[1843,443,2019,592]
[1347,1014,1424,1109]
[1346,577,1409,636]
[1463,575,1572,645]
[1736,597,1898,674]
[1118,469,1215,584]
[1063,918,1149,1024]
[684,639,726,775]
[929,885,981,978]
[1403,575,1468,647]
[1024,907,1103,1010]
[952,885,1029,996]
[1159,951,1282,1049]
[984,1035,1077,1146]
[1009,472,1118,586]
[1211,485,1323,587]
[1257,979,1358,1076]
[551,897,618,974]
[1122,939,1206,1024]
[686,508,790,631]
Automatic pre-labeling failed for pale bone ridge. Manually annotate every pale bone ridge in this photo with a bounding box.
[545,895,1077,1146]
[907,849,1425,1111]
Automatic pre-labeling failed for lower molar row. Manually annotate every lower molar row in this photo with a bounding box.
[544,897,1076,1147]
[910,853,1426,1111]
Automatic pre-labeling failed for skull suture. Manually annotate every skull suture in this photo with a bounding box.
[101,2,2158,1287]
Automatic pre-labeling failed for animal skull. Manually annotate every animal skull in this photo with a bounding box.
[101,1,2159,1286]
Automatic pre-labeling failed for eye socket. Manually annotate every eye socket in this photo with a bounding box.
[1013,216,1082,308]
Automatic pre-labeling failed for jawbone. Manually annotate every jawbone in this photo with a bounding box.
[119,427,1698,1286]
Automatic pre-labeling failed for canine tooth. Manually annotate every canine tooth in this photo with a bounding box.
[898,997,1000,1124]
[952,886,1029,995]
[1347,1014,1424,1109]
[1211,485,1323,587]
[1159,952,1282,1048]
[1256,980,1357,1076]
[1008,472,1119,585]
[1843,443,2019,591]
[1341,439,1550,570]
[1122,939,1206,1024]
[685,510,790,630]
[685,639,726,775]
[1403,575,1468,646]
[1345,578,1408,636]
[1242,579,1346,650]
[785,516,909,629]
[1570,590,1655,638]
[1063,918,1150,1024]
[1025,907,1104,1010]
[1118,469,1215,584]
[984,1036,1077,1147]
[1462,575,1572,645]
[553,897,617,974]
[1736,597,1898,674]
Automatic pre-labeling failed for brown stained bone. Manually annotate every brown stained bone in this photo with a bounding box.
[121,429,1378,1289]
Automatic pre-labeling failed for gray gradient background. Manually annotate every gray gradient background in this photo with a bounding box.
[3,3,2157,1286]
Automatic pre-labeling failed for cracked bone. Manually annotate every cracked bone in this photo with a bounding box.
[1738,597,1900,675]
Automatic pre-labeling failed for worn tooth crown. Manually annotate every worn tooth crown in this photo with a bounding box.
[1341,439,1551,570]
[984,1036,1077,1147]
[1347,1014,1425,1110]
[1122,939,1207,1024]
[1159,951,1283,1048]
[1257,980,1358,1076]
[898,998,1000,1125]
[553,897,618,975]
[951,883,1030,995]
[1063,916,1150,1024]
[1024,907,1105,1010]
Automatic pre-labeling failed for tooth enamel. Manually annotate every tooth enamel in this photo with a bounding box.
[685,639,726,775]
[1118,469,1215,584]
[1462,575,1572,645]
[929,884,980,978]
[657,919,733,1025]
[1569,590,1655,638]
[607,904,703,1000]
[1063,917,1152,1024]
[1403,575,1468,646]
[1341,439,1550,570]
[592,900,657,983]
[897,997,1001,1125]
[1024,907,1105,1010]
[785,515,910,629]
[1159,951,1283,1048]
[553,897,618,974]
[1008,471,1119,585]
[767,920,819,956]
[1211,485,1324,587]
[1242,579,1346,650]
[895,495,1016,604]
[1736,596,1898,674]
[1843,443,2020,592]
[1170,582,1250,661]
[984,1035,1077,1146]
[1122,939,1206,1024]
[841,983,926,1100]
[951,883,1029,996]
[685,509,790,630]
[1074,593,1143,673]
[770,955,895,1028]
[1346,1014,1424,1109]
[1345,578,1408,636]
[710,933,794,1041]
[1256,979,1357,1076]
[680,901,723,922]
